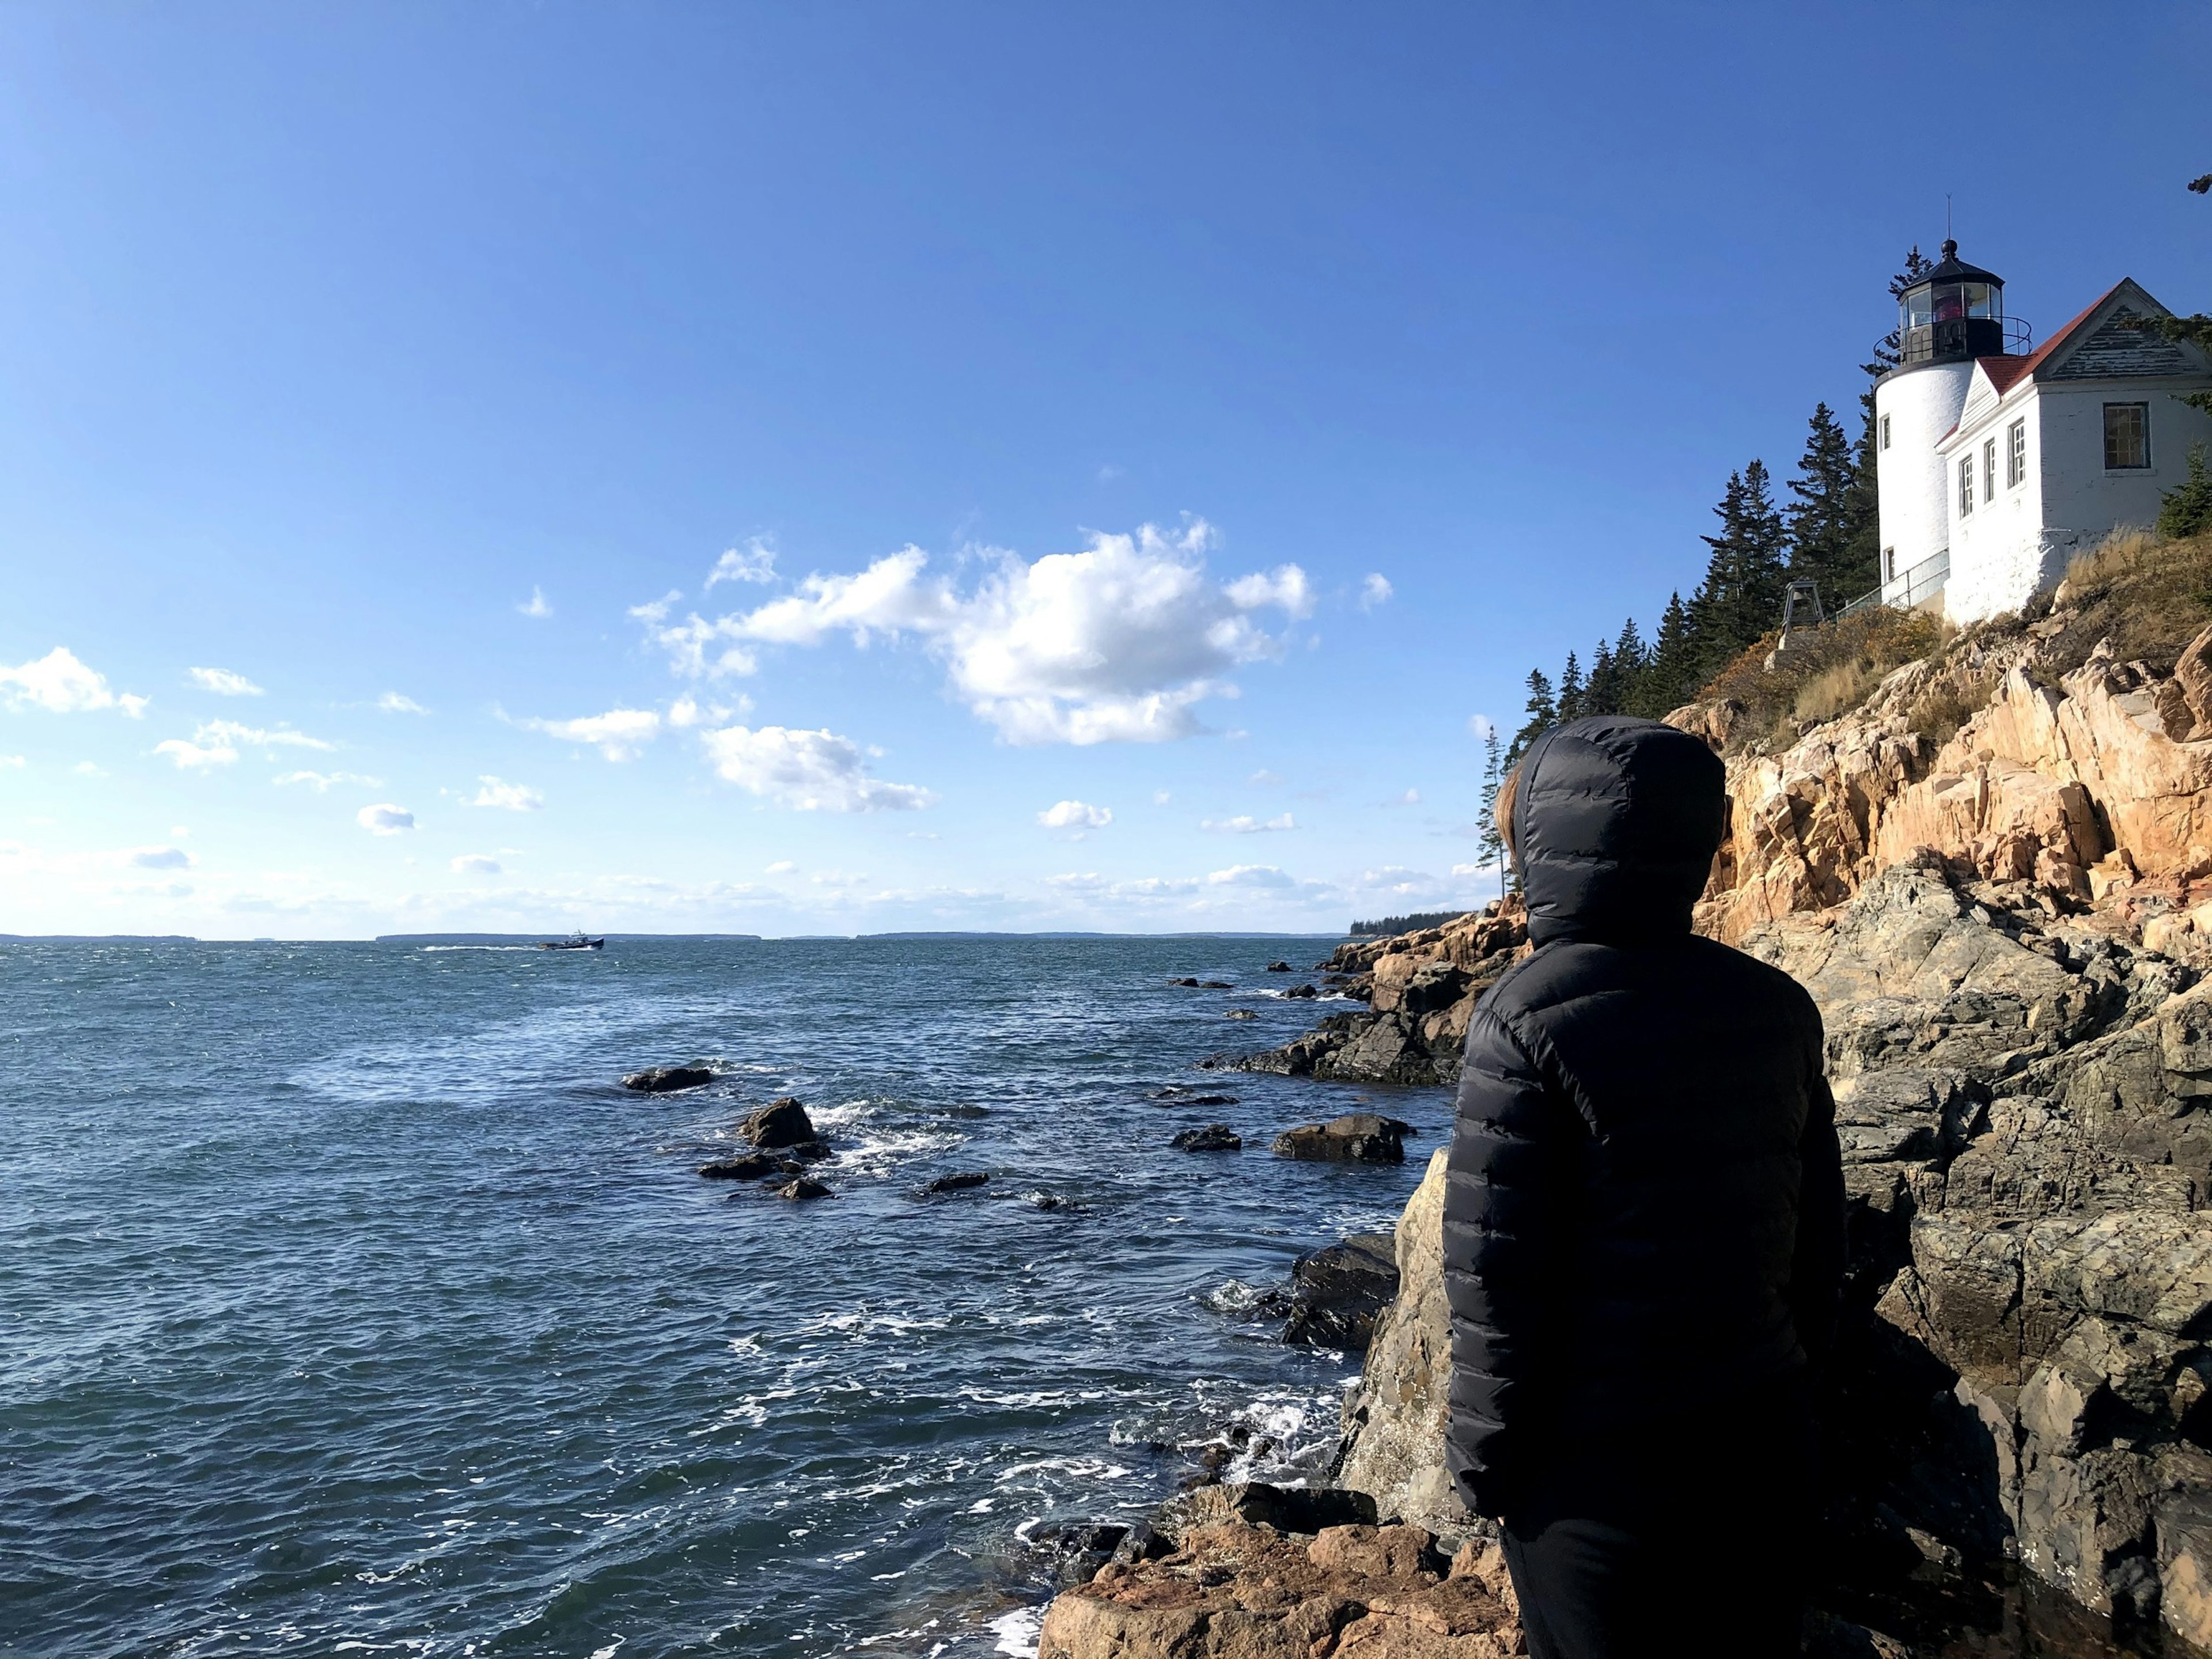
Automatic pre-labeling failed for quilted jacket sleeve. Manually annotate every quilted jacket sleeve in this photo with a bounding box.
[1442,1002,1569,1520]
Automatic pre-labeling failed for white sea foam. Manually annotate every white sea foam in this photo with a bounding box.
[990,1608,1043,1657]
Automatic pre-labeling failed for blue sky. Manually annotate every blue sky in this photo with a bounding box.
[2,3,2206,938]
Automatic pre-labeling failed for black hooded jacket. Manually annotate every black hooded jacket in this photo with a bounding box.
[1443,716,1845,1519]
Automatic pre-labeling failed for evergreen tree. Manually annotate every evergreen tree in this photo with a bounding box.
[2161,444,2212,539]
[1785,402,1864,602]
[1506,669,1556,766]
[1631,591,1698,716]
[1555,652,1585,724]
[1583,638,1619,716]
[1841,247,1941,595]
[1476,725,1506,899]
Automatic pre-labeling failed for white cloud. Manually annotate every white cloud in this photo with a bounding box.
[1359,573,1394,611]
[1467,714,1495,740]
[1038,800,1112,830]
[358,803,416,835]
[128,846,194,869]
[662,520,1312,744]
[470,777,545,812]
[1,647,149,717]
[156,719,334,769]
[1451,863,1490,877]
[518,707,661,760]
[699,723,934,813]
[74,760,106,777]
[1207,863,1297,889]
[275,770,383,790]
[377,692,427,714]
[765,859,797,874]
[669,693,749,728]
[1153,789,1171,805]
[1201,813,1296,834]
[706,537,778,587]
[518,586,552,619]
[629,593,760,680]
[452,854,502,875]
[187,666,263,696]
[0,755,21,768]
[1385,788,1421,806]
[1248,768,1283,786]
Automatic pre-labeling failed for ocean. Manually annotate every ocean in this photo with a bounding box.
[0,936,1448,1658]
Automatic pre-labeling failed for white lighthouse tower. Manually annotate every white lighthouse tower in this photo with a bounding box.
[1873,240,2020,605]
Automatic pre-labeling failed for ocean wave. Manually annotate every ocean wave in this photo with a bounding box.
[990,1608,1043,1657]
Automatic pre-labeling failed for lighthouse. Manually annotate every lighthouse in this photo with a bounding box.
[1872,240,2013,604]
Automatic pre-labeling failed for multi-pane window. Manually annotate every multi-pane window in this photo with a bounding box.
[2007,419,2026,488]
[1983,438,1998,503]
[1883,547,1896,584]
[1881,414,1891,451]
[1959,456,1975,516]
[2105,403,2150,470]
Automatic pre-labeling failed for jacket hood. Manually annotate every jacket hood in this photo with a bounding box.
[1512,715,1726,946]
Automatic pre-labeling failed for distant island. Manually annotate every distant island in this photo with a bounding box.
[1345,911,1467,938]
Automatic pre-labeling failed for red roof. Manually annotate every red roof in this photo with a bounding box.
[1974,283,2128,395]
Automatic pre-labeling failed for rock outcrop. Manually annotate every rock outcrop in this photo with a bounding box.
[741,1097,817,1149]
[620,1064,713,1093]
[1282,1233,1400,1352]
[1204,904,1529,1086]
[1172,1124,1243,1153]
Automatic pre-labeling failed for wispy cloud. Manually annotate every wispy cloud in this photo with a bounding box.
[700,723,934,812]
[1384,788,1421,806]
[128,846,194,869]
[378,692,428,714]
[706,537,778,588]
[274,770,382,790]
[1,647,149,717]
[629,593,760,680]
[452,854,502,875]
[187,666,263,696]
[469,777,545,811]
[517,586,552,619]
[1201,813,1296,834]
[1037,800,1112,830]
[516,707,661,761]
[156,719,335,769]
[1358,573,1394,611]
[357,803,416,835]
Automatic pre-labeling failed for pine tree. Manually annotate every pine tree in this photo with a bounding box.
[2161,444,2212,539]
[1476,725,1506,899]
[1841,247,1942,596]
[1555,652,1585,724]
[1733,459,1790,643]
[1506,669,1556,766]
[1785,402,1863,603]
[1632,591,1698,716]
[1583,638,1619,716]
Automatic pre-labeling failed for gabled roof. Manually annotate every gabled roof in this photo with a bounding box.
[1945,280,2189,445]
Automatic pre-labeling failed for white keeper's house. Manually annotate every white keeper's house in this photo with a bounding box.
[1873,239,2212,624]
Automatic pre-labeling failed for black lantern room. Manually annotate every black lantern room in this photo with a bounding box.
[1897,240,2013,366]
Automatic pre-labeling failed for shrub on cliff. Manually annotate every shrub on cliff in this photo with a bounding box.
[2162,444,2212,540]
[1693,605,1942,752]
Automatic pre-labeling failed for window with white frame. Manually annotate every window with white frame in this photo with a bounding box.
[1959,456,1975,516]
[2105,403,2150,470]
[2007,419,2025,488]
[1983,438,1997,503]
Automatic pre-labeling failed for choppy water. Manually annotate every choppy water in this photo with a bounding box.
[0,937,1447,1658]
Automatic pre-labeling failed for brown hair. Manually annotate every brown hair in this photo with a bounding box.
[1495,765,1521,865]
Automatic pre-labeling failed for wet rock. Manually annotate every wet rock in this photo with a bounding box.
[1168,977,1200,987]
[1282,1233,1399,1351]
[1224,1008,1257,1020]
[1156,1480,1378,1537]
[1171,1124,1241,1152]
[1199,980,1233,990]
[921,1171,989,1194]
[1028,1521,1130,1586]
[1265,960,1293,973]
[781,1138,832,1163]
[620,1065,713,1093]
[698,1153,781,1180]
[1272,1113,1409,1165]
[741,1097,815,1148]
[775,1176,832,1201]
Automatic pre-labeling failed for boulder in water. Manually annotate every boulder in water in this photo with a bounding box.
[1266,960,1293,972]
[1282,1232,1399,1350]
[1272,1113,1410,1164]
[1168,977,1200,987]
[1283,982,1319,999]
[922,1171,989,1194]
[1225,1008,1258,1020]
[742,1097,815,1148]
[698,1153,781,1180]
[1171,1124,1242,1153]
[1028,1521,1130,1586]
[621,1065,713,1093]
[776,1176,832,1200]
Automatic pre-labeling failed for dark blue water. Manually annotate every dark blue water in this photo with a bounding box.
[0,937,1447,1658]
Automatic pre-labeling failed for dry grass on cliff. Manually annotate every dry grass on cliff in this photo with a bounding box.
[2037,526,2212,677]
[1696,607,1944,752]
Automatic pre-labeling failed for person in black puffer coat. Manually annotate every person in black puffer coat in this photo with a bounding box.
[1445,715,1845,1658]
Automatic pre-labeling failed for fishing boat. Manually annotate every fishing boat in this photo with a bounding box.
[540,930,605,951]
